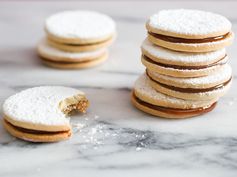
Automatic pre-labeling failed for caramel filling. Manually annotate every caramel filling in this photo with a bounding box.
[134,93,217,115]
[147,71,231,93]
[4,119,69,135]
[148,32,229,43]
[143,55,226,70]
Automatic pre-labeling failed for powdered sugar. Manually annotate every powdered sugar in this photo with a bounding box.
[45,10,116,40]
[38,39,107,61]
[3,86,85,126]
[149,64,232,88]
[142,38,226,64]
[148,9,231,37]
[134,74,214,108]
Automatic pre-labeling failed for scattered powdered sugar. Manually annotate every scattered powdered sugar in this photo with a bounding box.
[148,9,231,36]
[149,64,232,88]
[38,39,107,61]
[134,74,215,109]
[142,38,226,64]
[3,86,85,126]
[45,10,116,40]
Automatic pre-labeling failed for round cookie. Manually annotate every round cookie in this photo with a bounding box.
[146,9,234,52]
[141,38,227,66]
[131,74,217,119]
[2,86,89,142]
[47,35,115,53]
[141,55,227,78]
[37,39,108,69]
[45,10,116,45]
[146,64,232,101]
[141,38,228,77]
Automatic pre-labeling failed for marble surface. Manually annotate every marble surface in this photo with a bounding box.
[0,1,237,177]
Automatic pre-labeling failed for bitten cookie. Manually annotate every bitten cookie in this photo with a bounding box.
[141,38,227,77]
[146,64,232,101]
[146,9,234,52]
[45,10,116,45]
[37,39,108,69]
[131,74,217,118]
[2,86,89,142]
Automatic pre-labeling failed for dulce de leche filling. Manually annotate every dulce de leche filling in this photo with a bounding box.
[4,119,69,135]
[148,31,230,43]
[133,93,217,115]
[143,55,226,70]
[147,71,232,93]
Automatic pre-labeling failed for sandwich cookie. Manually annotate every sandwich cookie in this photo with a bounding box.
[47,36,114,53]
[2,86,89,142]
[141,38,227,77]
[45,10,116,45]
[38,39,108,69]
[146,9,234,52]
[131,74,217,118]
[147,64,232,101]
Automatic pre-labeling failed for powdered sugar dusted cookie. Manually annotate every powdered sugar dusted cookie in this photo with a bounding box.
[141,38,228,77]
[45,10,116,44]
[147,64,232,101]
[141,54,227,78]
[141,38,226,66]
[38,39,108,69]
[131,74,217,118]
[146,9,233,52]
[3,86,89,142]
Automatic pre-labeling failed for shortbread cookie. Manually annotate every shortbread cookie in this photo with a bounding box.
[38,39,108,69]
[141,38,228,77]
[45,10,116,45]
[131,74,217,118]
[146,9,233,52]
[141,38,227,66]
[2,86,89,142]
[147,64,232,101]
[47,36,114,52]
[141,54,227,78]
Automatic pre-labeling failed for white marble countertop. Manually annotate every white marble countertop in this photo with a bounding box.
[0,1,237,177]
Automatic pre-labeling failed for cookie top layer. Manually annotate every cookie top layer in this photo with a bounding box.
[3,86,85,127]
[134,74,216,109]
[141,38,226,65]
[45,10,116,43]
[147,9,231,39]
[38,39,107,62]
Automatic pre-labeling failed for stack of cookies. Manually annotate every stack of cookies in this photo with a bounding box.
[132,9,234,118]
[38,10,116,69]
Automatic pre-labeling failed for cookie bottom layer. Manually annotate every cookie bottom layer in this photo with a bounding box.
[131,91,217,119]
[41,52,108,69]
[3,119,71,142]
